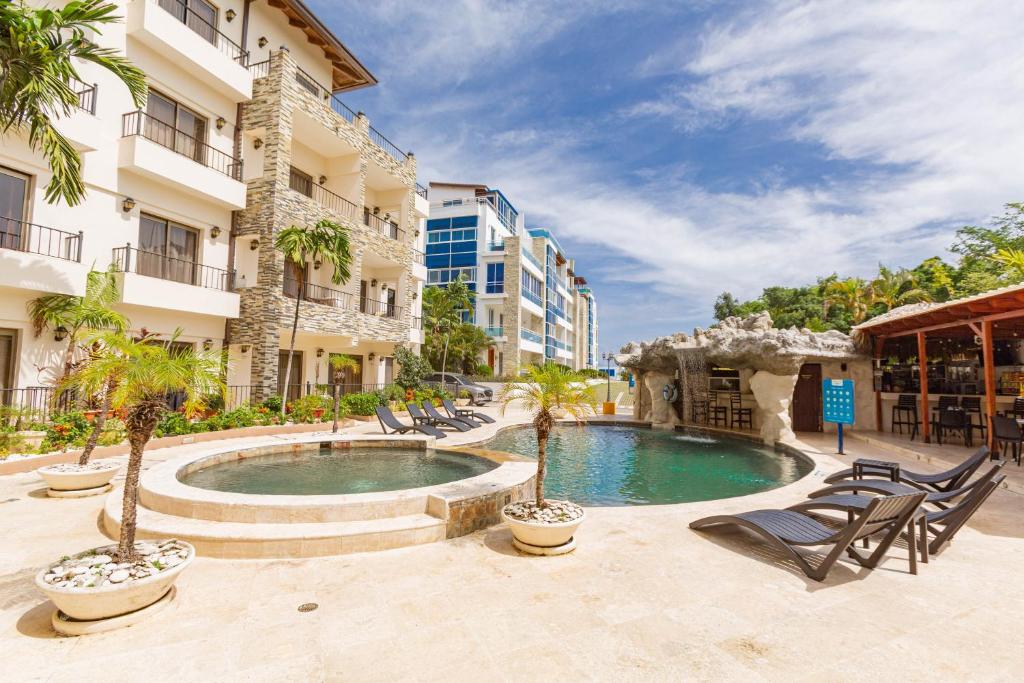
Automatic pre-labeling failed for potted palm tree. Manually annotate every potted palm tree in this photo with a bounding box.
[329,353,359,433]
[35,331,222,633]
[498,363,595,555]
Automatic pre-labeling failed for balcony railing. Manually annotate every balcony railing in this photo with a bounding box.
[0,386,76,428]
[411,316,422,329]
[487,241,504,252]
[484,326,504,338]
[283,277,352,309]
[247,58,270,79]
[288,169,359,220]
[122,110,243,180]
[112,244,234,291]
[416,183,428,199]
[358,296,401,319]
[521,288,543,307]
[412,249,425,265]
[520,328,542,344]
[369,125,407,164]
[362,207,401,240]
[154,0,249,65]
[72,79,97,115]
[521,247,543,271]
[294,65,357,124]
[0,217,82,262]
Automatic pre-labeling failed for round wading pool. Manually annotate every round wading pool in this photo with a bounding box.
[178,446,498,495]
[481,425,813,506]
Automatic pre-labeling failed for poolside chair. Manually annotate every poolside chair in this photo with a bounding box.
[991,415,1023,466]
[407,402,473,432]
[790,466,1006,557]
[823,445,989,492]
[423,400,480,428]
[689,491,928,581]
[375,406,447,439]
[442,398,496,424]
[808,462,1005,509]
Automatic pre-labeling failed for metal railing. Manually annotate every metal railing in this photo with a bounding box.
[362,207,401,240]
[154,0,249,64]
[357,296,401,319]
[411,316,422,329]
[0,386,76,428]
[283,277,352,309]
[484,326,504,338]
[416,183,428,199]
[294,65,357,124]
[487,241,504,252]
[72,79,97,115]
[112,244,235,291]
[521,288,543,307]
[122,110,243,180]
[369,125,407,163]
[0,217,82,262]
[521,247,543,271]
[247,58,270,79]
[288,169,359,220]
[521,328,543,344]
[412,249,425,265]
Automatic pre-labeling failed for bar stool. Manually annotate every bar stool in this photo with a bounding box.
[729,392,752,430]
[691,399,709,424]
[931,395,959,434]
[960,396,987,440]
[992,415,1023,466]
[1001,396,1024,419]
[892,394,918,439]
[708,392,728,427]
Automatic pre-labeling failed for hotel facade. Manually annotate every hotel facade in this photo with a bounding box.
[0,0,427,408]
[425,183,599,376]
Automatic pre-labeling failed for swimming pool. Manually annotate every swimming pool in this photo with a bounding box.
[481,425,812,506]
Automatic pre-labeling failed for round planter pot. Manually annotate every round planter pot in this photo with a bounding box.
[35,541,195,624]
[37,462,120,494]
[501,503,585,555]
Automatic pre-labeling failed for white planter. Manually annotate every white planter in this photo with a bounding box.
[35,541,195,622]
[502,503,585,554]
[37,462,120,492]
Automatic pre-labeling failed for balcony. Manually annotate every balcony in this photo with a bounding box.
[127,0,252,100]
[288,169,359,222]
[0,218,87,296]
[53,80,101,151]
[521,247,544,276]
[362,207,402,241]
[357,296,402,319]
[409,316,424,344]
[119,111,246,209]
[520,328,543,352]
[111,245,239,318]
[484,326,505,339]
[283,278,352,310]
[414,183,429,217]
[411,249,427,281]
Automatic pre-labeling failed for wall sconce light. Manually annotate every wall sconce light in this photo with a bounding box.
[414,229,420,237]
[313,260,322,270]
[318,175,326,185]
[202,339,214,351]
[216,116,226,130]
[121,197,135,212]
[249,238,260,251]
[54,326,69,342]
[253,138,263,150]
[258,36,268,48]
[368,352,376,361]
[210,226,221,239]
[381,282,388,290]
[412,291,418,300]
[372,207,380,215]
[240,344,250,353]
[316,348,324,358]
[370,279,377,288]
[225,8,236,21]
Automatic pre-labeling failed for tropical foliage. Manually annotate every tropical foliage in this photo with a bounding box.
[328,354,358,432]
[393,345,432,388]
[0,0,147,205]
[421,278,491,374]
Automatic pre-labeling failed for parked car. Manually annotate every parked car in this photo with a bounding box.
[424,373,493,405]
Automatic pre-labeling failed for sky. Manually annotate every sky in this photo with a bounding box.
[310,0,1024,358]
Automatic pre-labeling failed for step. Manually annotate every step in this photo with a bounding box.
[103,494,447,559]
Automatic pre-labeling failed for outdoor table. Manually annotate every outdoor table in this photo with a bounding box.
[852,458,901,482]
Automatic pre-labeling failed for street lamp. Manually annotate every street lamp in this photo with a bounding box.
[602,352,614,402]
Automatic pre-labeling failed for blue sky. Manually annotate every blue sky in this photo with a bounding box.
[310,0,1024,357]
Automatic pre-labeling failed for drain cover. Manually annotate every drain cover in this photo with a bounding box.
[297,602,318,613]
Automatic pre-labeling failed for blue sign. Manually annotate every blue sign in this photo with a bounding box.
[822,379,855,425]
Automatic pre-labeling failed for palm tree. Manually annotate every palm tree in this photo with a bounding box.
[422,276,473,385]
[498,363,595,506]
[329,353,359,433]
[991,247,1024,282]
[823,277,871,324]
[27,268,128,381]
[274,220,352,416]
[869,265,931,312]
[1,0,147,205]
[61,330,222,562]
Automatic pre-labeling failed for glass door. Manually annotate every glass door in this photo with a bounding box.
[145,91,178,148]
[0,167,29,251]
[138,214,168,279]
[0,329,15,391]
[278,351,303,401]
[138,214,198,284]
[187,0,218,45]
[330,354,363,394]
[146,91,206,162]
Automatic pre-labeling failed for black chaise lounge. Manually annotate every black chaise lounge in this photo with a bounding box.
[791,466,1006,557]
[423,400,480,428]
[689,492,928,581]
[809,461,1005,508]
[407,403,473,432]
[442,398,496,424]
[375,406,447,439]
[823,445,989,492]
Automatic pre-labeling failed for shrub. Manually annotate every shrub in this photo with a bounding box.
[394,346,432,389]
[0,429,28,458]
[154,411,192,438]
[98,418,127,446]
[474,363,493,377]
[342,391,381,416]
[288,394,331,423]
[41,412,91,451]
[376,384,405,403]
[260,395,283,413]
[220,405,261,429]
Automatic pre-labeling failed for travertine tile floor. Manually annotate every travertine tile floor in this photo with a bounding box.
[1,411,1021,682]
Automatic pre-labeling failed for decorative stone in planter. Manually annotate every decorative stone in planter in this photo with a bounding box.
[37,461,120,498]
[502,500,585,555]
[36,540,195,635]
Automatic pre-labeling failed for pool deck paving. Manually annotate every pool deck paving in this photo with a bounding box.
[1,408,1021,682]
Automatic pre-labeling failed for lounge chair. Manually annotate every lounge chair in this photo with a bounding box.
[375,406,447,439]
[423,400,480,428]
[809,461,1005,508]
[823,445,989,492]
[407,402,473,432]
[791,466,1006,556]
[442,398,496,424]
[689,492,928,581]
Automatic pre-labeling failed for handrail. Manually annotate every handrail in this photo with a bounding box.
[412,249,425,265]
[362,207,401,240]
[357,296,401,319]
[484,326,504,337]
[122,110,243,180]
[411,316,423,329]
[521,247,543,271]
[283,277,352,308]
[0,217,82,262]
[71,78,97,115]
[520,328,542,344]
[416,183,428,199]
[112,244,234,291]
[288,169,358,220]
[247,58,271,79]
[369,125,407,163]
[153,0,249,65]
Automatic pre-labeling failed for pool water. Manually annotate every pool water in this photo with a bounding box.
[179,447,497,495]
[482,425,812,506]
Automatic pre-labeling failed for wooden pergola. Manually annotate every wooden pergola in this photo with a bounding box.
[853,283,1024,446]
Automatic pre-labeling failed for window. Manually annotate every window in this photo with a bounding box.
[295,70,320,97]
[485,263,504,293]
[289,166,314,198]
[521,269,543,305]
[0,328,16,391]
[159,0,218,45]
[146,90,207,162]
[0,166,30,250]
[426,228,477,244]
[427,267,476,285]
[138,213,199,285]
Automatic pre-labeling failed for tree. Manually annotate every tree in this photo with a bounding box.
[393,345,431,389]
[498,363,595,506]
[0,0,147,205]
[869,265,930,312]
[823,278,871,325]
[990,248,1024,283]
[27,268,128,382]
[61,330,221,561]
[448,323,491,374]
[713,291,766,321]
[274,220,352,415]
[911,257,956,302]
[422,277,473,382]
[328,354,358,433]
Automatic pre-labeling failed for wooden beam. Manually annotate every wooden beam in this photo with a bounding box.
[874,336,886,432]
[982,320,997,451]
[917,331,930,443]
[967,322,982,337]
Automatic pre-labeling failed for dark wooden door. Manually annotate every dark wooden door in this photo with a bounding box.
[792,363,823,432]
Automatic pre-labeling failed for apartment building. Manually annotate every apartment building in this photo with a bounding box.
[425,183,598,375]
[0,0,426,407]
